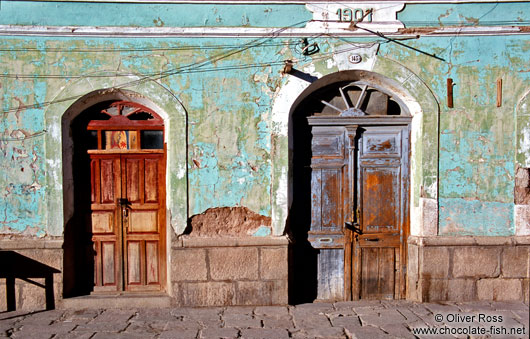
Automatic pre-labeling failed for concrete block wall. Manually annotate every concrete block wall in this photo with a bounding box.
[171,237,289,306]
[408,236,530,303]
[0,239,63,311]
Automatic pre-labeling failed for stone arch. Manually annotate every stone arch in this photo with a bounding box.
[270,57,439,237]
[44,73,188,237]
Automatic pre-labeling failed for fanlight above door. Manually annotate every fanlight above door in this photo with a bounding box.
[315,81,403,117]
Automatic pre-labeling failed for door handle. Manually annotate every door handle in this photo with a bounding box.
[345,221,362,235]
[118,198,131,216]
[118,198,131,206]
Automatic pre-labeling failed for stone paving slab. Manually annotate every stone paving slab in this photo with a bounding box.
[0,301,528,338]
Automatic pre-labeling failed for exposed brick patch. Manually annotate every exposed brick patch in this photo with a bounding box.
[189,207,271,236]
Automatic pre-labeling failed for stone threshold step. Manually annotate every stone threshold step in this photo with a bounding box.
[60,293,172,309]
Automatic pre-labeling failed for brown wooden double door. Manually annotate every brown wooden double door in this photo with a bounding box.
[308,120,410,300]
[90,152,166,293]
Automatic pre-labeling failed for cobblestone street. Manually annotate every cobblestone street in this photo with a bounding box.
[1,300,528,338]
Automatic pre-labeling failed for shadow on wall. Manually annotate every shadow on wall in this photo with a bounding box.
[63,102,113,298]
[0,251,61,311]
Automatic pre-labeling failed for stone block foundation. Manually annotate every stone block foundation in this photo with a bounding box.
[408,236,530,302]
[171,236,288,306]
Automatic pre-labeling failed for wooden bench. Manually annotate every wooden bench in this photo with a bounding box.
[0,251,60,311]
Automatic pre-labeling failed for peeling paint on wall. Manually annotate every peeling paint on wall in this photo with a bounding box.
[439,198,513,236]
[1,1,530,240]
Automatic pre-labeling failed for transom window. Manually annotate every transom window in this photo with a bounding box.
[311,82,403,117]
[87,101,164,150]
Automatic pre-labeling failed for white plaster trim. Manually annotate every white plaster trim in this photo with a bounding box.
[516,89,530,168]
[515,205,530,236]
[0,24,529,38]
[420,197,438,236]
[408,235,530,246]
[17,0,530,4]
[270,75,313,235]
[0,239,63,249]
[174,235,289,248]
[330,43,379,72]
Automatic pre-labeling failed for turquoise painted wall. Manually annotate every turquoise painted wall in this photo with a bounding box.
[0,1,311,28]
[378,32,529,235]
[1,1,529,237]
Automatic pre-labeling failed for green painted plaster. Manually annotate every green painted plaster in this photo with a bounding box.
[0,1,311,28]
[399,2,530,27]
[439,198,514,236]
[2,2,530,239]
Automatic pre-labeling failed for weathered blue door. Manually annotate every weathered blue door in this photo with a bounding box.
[307,119,409,300]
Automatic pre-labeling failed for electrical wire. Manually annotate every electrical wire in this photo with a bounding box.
[0,20,313,115]
[0,130,47,141]
[0,41,303,53]
[0,34,380,80]
[0,36,377,118]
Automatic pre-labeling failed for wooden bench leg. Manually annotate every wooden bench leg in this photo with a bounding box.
[6,276,16,311]
[45,275,55,310]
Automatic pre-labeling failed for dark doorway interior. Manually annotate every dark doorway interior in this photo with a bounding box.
[288,85,343,304]
[63,101,113,297]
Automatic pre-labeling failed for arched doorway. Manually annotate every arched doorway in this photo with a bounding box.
[65,100,167,295]
[290,72,411,302]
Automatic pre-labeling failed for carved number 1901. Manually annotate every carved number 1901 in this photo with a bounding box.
[336,8,373,23]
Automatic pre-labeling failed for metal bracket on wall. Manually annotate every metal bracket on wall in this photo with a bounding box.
[447,78,454,108]
[497,78,502,107]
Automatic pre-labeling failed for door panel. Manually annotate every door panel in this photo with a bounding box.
[144,159,160,203]
[321,169,343,228]
[317,248,345,300]
[100,158,119,204]
[360,247,396,299]
[125,158,141,203]
[91,212,114,233]
[361,166,399,232]
[127,241,142,285]
[146,241,160,285]
[101,242,117,286]
[129,211,158,232]
[354,126,409,300]
[90,153,165,293]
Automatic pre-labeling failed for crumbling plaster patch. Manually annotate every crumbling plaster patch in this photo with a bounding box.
[188,206,271,237]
